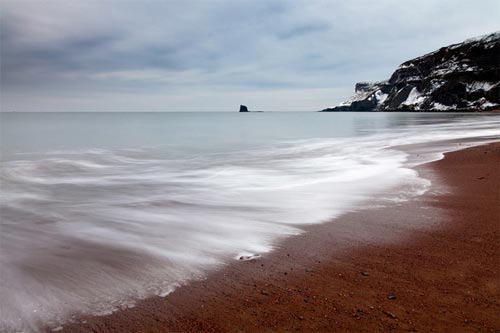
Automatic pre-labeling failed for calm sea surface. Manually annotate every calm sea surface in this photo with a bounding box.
[1,112,499,332]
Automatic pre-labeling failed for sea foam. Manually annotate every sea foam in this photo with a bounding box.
[1,113,499,332]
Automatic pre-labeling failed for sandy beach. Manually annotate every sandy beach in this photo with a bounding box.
[57,142,500,332]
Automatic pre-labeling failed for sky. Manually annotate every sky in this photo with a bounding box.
[1,0,499,112]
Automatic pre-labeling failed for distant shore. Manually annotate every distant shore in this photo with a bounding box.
[319,108,500,113]
[58,142,500,333]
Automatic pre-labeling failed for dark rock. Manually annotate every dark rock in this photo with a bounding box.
[260,290,269,296]
[384,311,398,319]
[384,85,414,110]
[322,31,500,112]
[239,105,249,112]
[361,271,370,276]
[387,295,397,300]
[303,296,309,303]
[238,253,261,261]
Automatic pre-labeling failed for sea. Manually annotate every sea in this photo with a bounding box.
[1,112,499,332]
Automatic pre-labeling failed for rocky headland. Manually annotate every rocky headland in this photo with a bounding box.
[322,31,500,112]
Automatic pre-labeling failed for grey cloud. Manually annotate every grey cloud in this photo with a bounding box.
[1,0,499,111]
[277,23,330,40]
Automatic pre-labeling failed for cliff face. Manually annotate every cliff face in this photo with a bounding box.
[323,31,500,112]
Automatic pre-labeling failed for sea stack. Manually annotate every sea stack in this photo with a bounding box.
[239,105,249,112]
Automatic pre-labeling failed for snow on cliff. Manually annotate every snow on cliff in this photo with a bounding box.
[323,31,500,112]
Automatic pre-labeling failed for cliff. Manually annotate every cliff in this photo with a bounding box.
[322,31,500,112]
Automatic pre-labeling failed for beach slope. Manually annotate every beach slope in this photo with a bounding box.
[60,143,500,333]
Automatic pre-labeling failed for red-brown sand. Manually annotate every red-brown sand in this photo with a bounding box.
[58,143,500,333]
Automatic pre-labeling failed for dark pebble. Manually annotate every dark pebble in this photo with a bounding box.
[384,311,397,319]
[387,295,397,300]
[361,271,369,276]
[261,290,269,296]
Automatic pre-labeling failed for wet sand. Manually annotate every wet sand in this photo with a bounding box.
[59,143,500,333]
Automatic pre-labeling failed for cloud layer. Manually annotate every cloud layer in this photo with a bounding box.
[1,0,499,111]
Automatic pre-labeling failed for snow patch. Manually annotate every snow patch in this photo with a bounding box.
[337,91,371,106]
[466,81,495,92]
[401,88,426,109]
[462,30,500,45]
[431,102,456,111]
[374,90,388,105]
[481,102,498,109]
[431,61,477,76]
[398,62,415,69]
[429,79,445,93]
[400,76,422,82]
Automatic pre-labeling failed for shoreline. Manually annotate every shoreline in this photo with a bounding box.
[319,109,500,113]
[58,142,500,332]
